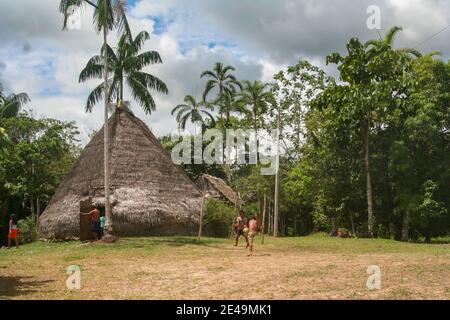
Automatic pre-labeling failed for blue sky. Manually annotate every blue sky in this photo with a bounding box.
[0,0,449,145]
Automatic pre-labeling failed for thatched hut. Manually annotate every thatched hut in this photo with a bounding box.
[196,174,242,207]
[39,107,202,239]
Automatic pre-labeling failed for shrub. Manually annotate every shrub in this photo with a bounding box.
[203,199,236,237]
[18,215,37,244]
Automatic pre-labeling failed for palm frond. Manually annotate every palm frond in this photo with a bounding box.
[79,63,103,82]
[200,70,218,80]
[171,104,189,116]
[127,76,156,114]
[203,80,217,101]
[179,112,191,130]
[134,51,162,69]
[398,48,422,58]
[85,82,105,112]
[132,30,150,52]
[130,71,168,94]
[385,26,403,45]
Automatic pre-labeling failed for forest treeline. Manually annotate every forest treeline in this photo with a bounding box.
[1,26,449,243]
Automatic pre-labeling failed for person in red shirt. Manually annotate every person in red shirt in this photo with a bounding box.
[7,214,19,249]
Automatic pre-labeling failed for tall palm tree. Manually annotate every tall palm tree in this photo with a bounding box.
[217,91,248,127]
[0,88,30,148]
[366,26,423,58]
[79,29,168,114]
[0,91,30,119]
[237,80,272,140]
[171,95,215,134]
[59,0,127,238]
[201,62,242,124]
[237,80,272,215]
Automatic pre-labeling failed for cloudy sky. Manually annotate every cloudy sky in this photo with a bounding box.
[0,0,449,144]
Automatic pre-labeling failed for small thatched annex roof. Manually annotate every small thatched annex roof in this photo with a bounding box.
[196,174,242,206]
[39,107,202,239]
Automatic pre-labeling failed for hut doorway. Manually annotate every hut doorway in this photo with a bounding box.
[79,197,94,241]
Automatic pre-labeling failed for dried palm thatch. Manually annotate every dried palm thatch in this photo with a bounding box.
[196,174,242,206]
[39,107,202,239]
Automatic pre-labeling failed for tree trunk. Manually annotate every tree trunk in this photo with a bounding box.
[119,77,124,107]
[401,212,409,242]
[261,193,266,244]
[102,10,113,237]
[36,197,41,234]
[364,117,374,237]
[30,196,36,217]
[330,216,337,236]
[389,222,395,240]
[350,212,356,237]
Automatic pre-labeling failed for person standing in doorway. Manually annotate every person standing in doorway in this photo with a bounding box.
[89,206,101,241]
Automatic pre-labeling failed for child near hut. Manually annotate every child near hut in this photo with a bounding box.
[99,212,105,238]
[7,214,19,249]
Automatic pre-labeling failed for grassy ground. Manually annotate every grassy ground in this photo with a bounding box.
[0,233,448,300]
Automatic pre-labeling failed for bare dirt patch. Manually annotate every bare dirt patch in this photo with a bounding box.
[0,236,448,300]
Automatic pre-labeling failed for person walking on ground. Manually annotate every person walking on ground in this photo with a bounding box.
[246,214,259,256]
[233,210,248,247]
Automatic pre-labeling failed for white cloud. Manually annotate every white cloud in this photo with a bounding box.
[0,0,448,146]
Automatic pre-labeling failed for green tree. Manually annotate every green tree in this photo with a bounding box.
[171,95,215,133]
[321,37,412,237]
[365,26,423,58]
[59,0,128,236]
[237,80,272,142]
[0,112,79,241]
[0,87,30,149]
[201,62,242,124]
[0,90,30,119]
[272,60,329,160]
[80,29,168,113]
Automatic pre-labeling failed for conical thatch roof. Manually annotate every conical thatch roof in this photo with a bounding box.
[196,174,242,206]
[39,107,202,239]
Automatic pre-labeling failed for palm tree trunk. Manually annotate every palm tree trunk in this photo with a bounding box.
[364,116,374,237]
[119,77,124,107]
[102,10,113,237]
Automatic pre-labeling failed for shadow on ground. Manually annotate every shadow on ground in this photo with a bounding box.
[0,276,54,299]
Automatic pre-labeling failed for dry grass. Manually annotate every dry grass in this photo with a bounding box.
[0,234,449,300]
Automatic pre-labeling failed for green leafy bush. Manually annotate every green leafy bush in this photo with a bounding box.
[203,199,236,237]
[18,215,37,244]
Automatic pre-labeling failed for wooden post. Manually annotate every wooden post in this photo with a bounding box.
[261,192,266,244]
[274,101,281,237]
[269,199,272,235]
[198,176,207,242]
